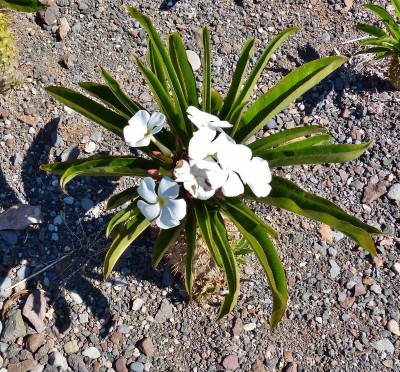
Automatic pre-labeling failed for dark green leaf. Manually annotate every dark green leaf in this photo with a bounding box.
[261,142,372,167]
[265,134,331,152]
[152,224,184,268]
[364,4,400,39]
[185,201,197,297]
[202,25,212,113]
[249,125,327,153]
[168,33,199,107]
[393,0,400,20]
[220,203,287,329]
[210,211,240,320]
[219,38,255,119]
[247,176,382,255]
[100,67,142,114]
[106,205,140,238]
[232,56,346,143]
[104,215,150,279]
[107,186,138,210]
[356,23,389,38]
[211,91,223,115]
[78,82,133,118]
[45,86,127,137]
[0,0,45,12]
[147,39,169,92]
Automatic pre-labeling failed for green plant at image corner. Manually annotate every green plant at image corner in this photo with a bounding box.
[356,0,400,89]
[41,7,383,330]
[0,0,45,12]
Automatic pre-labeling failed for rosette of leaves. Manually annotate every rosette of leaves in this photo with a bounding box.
[0,0,45,12]
[41,7,383,329]
[356,0,400,89]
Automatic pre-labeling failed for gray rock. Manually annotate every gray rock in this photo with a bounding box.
[265,118,278,129]
[387,183,400,201]
[0,310,27,342]
[154,299,174,323]
[64,340,79,354]
[49,351,68,370]
[329,259,341,279]
[186,50,201,71]
[82,346,100,359]
[17,265,30,280]
[61,145,80,162]
[321,32,331,43]
[373,338,394,353]
[63,196,75,205]
[0,230,18,245]
[90,132,102,143]
[67,355,88,372]
[129,362,144,372]
[0,277,12,298]
[80,198,93,211]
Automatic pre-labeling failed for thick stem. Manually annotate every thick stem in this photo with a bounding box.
[151,136,172,158]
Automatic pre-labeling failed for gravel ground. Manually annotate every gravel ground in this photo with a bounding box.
[0,0,400,371]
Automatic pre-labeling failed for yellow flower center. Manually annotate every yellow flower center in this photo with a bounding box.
[157,196,167,207]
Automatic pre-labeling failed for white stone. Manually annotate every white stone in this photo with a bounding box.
[0,277,12,299]
[387,183,400,201]
[49,351,68,370]
[82,346,101,359]
[243,322,257,331]
[186,50,201,71]
[84,141,96,153]
[392,262,400,276]
[387,319,400,336]
[132,298,144,311]
[69,290,83,304]
[373,338,394,353]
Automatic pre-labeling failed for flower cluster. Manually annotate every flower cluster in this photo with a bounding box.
[123,106,272,229]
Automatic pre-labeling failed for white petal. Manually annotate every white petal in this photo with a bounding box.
[129,110,150,128]
[217,143,252,172]
[156,207,181,229]
[196,186,215,200]
[148,112,165,131]
[133,135,152,147]
[221,171,244,197]
[240,157,272,197]
[166,198,187,221]
[249,182,272,198]
[213,120,232,128]
[174,160,192,182]
[137,200,160,221]
[123,125,147,147]
[187,106,219,129]
[138,177,157,203]
[188,128,217,160]
[183,179,199,198]
[158,176,179,199]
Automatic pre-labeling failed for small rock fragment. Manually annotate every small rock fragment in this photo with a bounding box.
[387,183,400,201]
[387,319,400,336]
[26,333,45,353]
[243,322,257,331]
[186,50,201,71]
[67,354,88,372]
[231,318,243,337]
[137,337,154,357]
[1,310,27,342]
[354,283,367,297]
[132,298,144,311]
[64,339,79,354]
[154,299,173,323]
[58,17,70,39]
[0,205,43,231]
[222,355,240,371]
[115,356,128,372]
[22,289,47,333]
[49,351,68,370]
[373,338,394,354]
[329,259,341,279]
[82,346,101,359]
[362,175,388,204]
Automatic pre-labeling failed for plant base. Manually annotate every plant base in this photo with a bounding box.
[388,57,400,90]
[0,9,17,93]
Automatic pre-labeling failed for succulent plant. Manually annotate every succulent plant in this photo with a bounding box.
[356,0,400,89]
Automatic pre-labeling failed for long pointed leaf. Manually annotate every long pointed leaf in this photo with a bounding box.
[210,211,240,320]
[59,157,157,189]
[261,142,372,167]
[185,201,196,297]
[232,56,346,143]
[194,201,223,268]
[104,216,150,279]
[393,0,400,20]
[356,23,389,38]
[263,134,331,152]
[228,28,300,121]
[202,25,212,113]
[78,82,133,118]
[45,86,127,137]
[106,205,140,238]
[219,38,255,119]
[220,202,287,329]
[249,125,327,153]
[246,176,382,255]
[364,4,400,39]
[107,186,138,210]
[168,33,199,107]
[0,0,45,11]
[147,39,169,92]
[211,91,223,115]
[152,224,184,268]
[100,67,142,114]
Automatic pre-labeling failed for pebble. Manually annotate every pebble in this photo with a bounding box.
[370,284,382,295]
[129,362,144,372]
[67,355,88,372]
[58,17,70,39]
[373,338,394,354]
[231,318,243,337]
[132,298,144,311]
[115,356,128,372]
[137,337,155,357]
[80,198,93,211]
[49,351,68,370]
[222,355,240,371]
[0,310,27,343]
[154,299,174,323]
[26,333,45,353]
[387,183,400,201]
[0,277,12,298]
[17,265,30,280]
[90,132,102,142]
[63,196,75,205]
[392,262,400,276]
[387,319,400,336]
[84,141,96,153]
[64,340,79,354]
[329,259,341,279]
[321,32,331,43]
[186,50,201,71]
[243,322,257,331]
[0,231,18,245]
[82,346,101,359]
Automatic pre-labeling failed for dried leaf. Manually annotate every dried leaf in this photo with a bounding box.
[0,205,43,231]
[22,290,47,333]
[362,175,388,204]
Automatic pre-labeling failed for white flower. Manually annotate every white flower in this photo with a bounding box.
[187,106,232,132]
[188,128,235,162]
[137,177,186,229]
[217,143,272,198]
[123,110,165,147]
[174,159,227,200]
